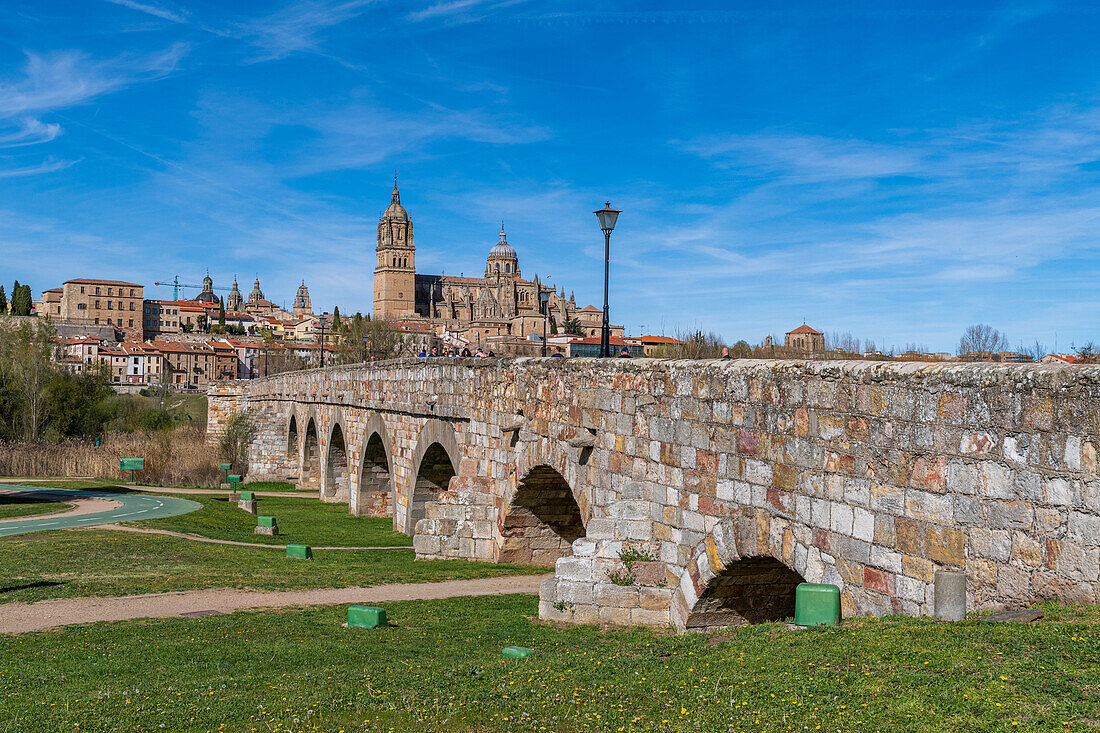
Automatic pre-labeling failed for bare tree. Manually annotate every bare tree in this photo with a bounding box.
[651,329,726,359]
[336,314,415,363]
[1075,342,1100,364]
[958,324,1008,358]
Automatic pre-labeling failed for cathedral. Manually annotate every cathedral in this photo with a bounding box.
[372,180,601,342]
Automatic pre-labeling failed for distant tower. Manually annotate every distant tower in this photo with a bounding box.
[373,176,415,321]
[195,271,218,304]
[293,281,312,317]
[248,277,264,305]
[484,224,520,280]
[226,277,243,311]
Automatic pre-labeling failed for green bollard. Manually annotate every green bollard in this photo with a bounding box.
[347,605,387,629]
[794,583,841,626]
[286,544,313,559]
[502,646,535,659]
[238,491,254,501]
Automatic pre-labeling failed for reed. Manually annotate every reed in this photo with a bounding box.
[0,428,221,487]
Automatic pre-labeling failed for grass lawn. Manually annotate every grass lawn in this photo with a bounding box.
[0,495,72,520]
[166,392,207,427]
[0,530,543,603]
[124,494,412,547]
[241,480,305,491]
[1,595,1095,733]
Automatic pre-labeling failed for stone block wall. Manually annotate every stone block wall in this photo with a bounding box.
[210,358,1100,631]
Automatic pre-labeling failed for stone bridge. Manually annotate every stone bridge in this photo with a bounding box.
[208,358,1100,630]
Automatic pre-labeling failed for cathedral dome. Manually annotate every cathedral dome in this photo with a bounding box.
[488,226,515,257]
[383,182,407,221]
[195,271,219,304]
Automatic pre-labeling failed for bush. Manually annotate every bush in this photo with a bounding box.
[218,411,256,475]
[139,409,172,431]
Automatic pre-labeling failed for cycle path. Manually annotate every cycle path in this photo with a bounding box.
[0,486,201,538]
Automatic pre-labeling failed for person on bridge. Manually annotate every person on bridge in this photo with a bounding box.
[619,347,632,358]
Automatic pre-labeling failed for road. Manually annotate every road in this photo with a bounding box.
[0,486,201,538]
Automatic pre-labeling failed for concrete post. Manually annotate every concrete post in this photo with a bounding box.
[934,570,966,622]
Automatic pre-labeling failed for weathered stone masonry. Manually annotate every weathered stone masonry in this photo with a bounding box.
[208,359,1100,631]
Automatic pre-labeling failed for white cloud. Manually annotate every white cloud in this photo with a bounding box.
[236,0,377,61]
[103,0,190,24]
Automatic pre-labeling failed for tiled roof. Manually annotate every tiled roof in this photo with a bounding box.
[64,278,143,287]
[787,324,822,335]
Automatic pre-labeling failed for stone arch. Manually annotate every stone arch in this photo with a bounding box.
[499,464,585,566]
[299,412,321,491]
[675,519,808,631]
[323,414,350,500]
[356,412,394,517]
[286,413,299,465]
[406,419,460,534]
[511,432,594,526]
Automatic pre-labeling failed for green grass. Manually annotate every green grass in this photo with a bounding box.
[1,595,1095,733]
[0,530,543,603]
[241,480,303,491]
[0,495,72,519]
[165,392,207,427]
[124,494,412,547]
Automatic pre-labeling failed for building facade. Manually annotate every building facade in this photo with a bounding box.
[785,324,825,355]
[372,181,619,346]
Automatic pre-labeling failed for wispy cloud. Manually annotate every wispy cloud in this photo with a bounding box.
[407,0,528,23]
[0,117,61,147]
[236,0,377,61]
[103,0,190,24]
[0,157,77,177]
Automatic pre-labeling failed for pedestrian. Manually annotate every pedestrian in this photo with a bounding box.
[551,348,565,358]
[461,347,471,357]
[721,347,731,360]
[488,350,496,357]
[619,347,632,358]
[475,348,486,357]
[430,347,439,357]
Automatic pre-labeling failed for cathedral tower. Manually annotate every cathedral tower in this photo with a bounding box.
[293,281,312,317]
[373,177,415,321]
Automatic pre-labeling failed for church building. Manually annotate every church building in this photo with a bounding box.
[372,180,618,344]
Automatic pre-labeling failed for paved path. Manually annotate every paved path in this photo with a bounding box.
[0,486,201,538]
[99,523,412,551]
[0,574,550,633]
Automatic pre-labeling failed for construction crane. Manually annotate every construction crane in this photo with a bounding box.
[154,275,233,301]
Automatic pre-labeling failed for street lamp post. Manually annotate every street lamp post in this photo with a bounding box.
[540,288,552,357]
[593,201,621,358]
[318,316,328,368]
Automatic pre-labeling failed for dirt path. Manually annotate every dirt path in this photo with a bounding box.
[0,491,121,524]
[98,523,411,551]
[0,574,550,633]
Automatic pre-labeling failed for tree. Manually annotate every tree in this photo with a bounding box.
[335,315,414,363]
[958,324,1008,358]
[561,317,584,336]
[0,318,59,440]
[218,411,256,473]
[731,340,752,358]
[0,285,7,315]
[332,306,341,330]
[218,298,225,327]
[197,314,207,332]
[9,281,31,316]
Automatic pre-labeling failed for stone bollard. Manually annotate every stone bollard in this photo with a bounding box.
[229,491,240,503]
[238,499,257,515]
[255,515,278,536]
[934,570,967,622]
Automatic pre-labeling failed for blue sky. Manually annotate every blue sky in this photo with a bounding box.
[2,0,1099,352]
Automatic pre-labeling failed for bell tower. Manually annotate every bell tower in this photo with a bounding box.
[373,176,416,321]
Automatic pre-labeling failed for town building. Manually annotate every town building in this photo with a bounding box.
[38,278,144,341]
[785,324,825,355]
[293,282,313,317]
[372,180,623,349]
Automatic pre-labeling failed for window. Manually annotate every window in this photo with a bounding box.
[130,302,135,310]
[77,303,87,311]
[95,300,100,308]
[94,318,99,324]
[107,287,112,296]
[129,289,134,297]
[95,287,101,295]
[505,264,511,273]
[80,286,85,294]
[129,319,133,327]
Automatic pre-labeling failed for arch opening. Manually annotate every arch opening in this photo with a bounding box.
[287,415,299,464]
[500,465,584,566]
[685,556,805,631]
[410,442,455,527]
[300,418,321,490]
[325,423,350,498]
[358,432,392,516]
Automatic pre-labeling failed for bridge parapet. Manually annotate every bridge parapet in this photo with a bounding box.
[212,358,1100,630]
